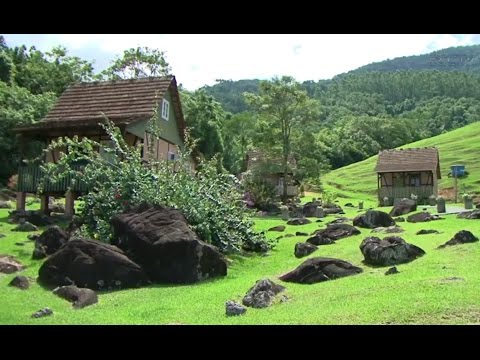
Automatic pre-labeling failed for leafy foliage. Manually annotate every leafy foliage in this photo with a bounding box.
[245,76,319,201]
[101,47,171,80]
[38,119,271,253]
[181,89,226,163]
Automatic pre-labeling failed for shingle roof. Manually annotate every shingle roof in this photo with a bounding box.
[14,76,185,139]
[375,147,441,179]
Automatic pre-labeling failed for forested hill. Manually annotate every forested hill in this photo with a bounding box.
[202,79,260,113]
[203,44,480,114]
[344,44,480,75]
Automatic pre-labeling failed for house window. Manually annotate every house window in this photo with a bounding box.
[167,151,177,161]
[409,173,421,187]
[161,99,169,121]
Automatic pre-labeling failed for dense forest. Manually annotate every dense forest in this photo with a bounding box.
[2,35,480,190]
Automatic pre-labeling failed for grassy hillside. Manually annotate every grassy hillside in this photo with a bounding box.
[322,122,480,202]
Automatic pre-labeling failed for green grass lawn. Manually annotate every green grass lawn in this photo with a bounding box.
[2,196,480,324]
[322,122,480,201]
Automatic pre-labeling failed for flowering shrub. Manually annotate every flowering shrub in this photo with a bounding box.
[37,118,272,253]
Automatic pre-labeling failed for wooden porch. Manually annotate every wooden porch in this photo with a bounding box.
[17,163,89,193]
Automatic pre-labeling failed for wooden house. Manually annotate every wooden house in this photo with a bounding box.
[375,147,441,204]
[14,75,193,215]
[245,149,298,197]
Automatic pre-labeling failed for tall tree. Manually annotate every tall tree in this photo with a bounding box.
[245,76,318,202]
[181,89,226,164]
[101,46,171,80]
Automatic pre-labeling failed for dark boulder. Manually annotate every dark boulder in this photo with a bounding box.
[242,279,286,309]
[279,257,362,284]
[225,301,247,316]
[385,266,399,276]
[323,205,344,215]
[8,210,54,226]
[287,218,311,226]
[438,230,479,249]
[389,198,417,217]
[53,285,98,309]
[12,221,38,232]
[38,237,149,290]
[302,202,318,217]
[327,217,350,225]
[407,212,443,223]
[9,275,30,289]
[110,204,227,283]
[371,226,404,234]
[0,201,12,209]
[344,203,354,207]
[360,236,425,266]
[294,242,318,258]
[31,307,53,318]
[307,223,360,245]
[295,231,308,236]
[0,255,24,274]
[353,210,395,229]
[395,217,406,222]
[268,225,285,232]
[32,226,69,260]
[457,210,480,219]
[416,229,440,235]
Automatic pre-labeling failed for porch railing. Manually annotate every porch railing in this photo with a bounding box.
[17,163,90,193]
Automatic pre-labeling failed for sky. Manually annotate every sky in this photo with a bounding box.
[3,34,480,91]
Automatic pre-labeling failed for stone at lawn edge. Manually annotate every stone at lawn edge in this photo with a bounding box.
[0,255,24,274]
[53,285,98,309]
[287,218,311,225]
[457,210,480,219]
[110,203,227,283]
[242,279,286,308]
[360,236,425,266]
[371,226,404,234]
[38,237,149,290]
[32,226,69,260]
[307,223,360,245]
[416,229,440,235]
[9,275,30,289]
[353,210,395,229]
[225,301,247,316]
[385,266,399,275]
[294,242,318,258]
[389,198,417,217]
[31,308,53,318]
[12,221,38,232]
[279,257,362,284]
[438,230,479,248]
[0,201,12,209]
[407,212,443,223]
[268,225,285,232]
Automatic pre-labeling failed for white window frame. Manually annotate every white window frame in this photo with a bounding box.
[161,99,169,121]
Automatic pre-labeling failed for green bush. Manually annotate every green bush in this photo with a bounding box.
[37,118,272,253]
[241,172,278,209]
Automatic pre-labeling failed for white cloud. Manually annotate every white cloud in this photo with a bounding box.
[3,34,480,90]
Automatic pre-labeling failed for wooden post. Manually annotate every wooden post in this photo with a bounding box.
[454,175,458,203]
[16,192,26,211]
[65,190,75,217]
[40,195,49,214]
